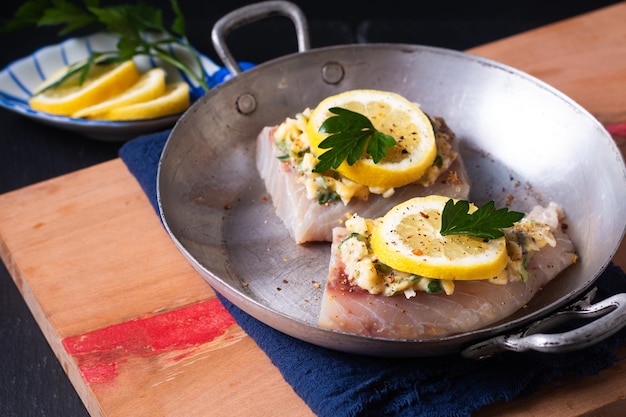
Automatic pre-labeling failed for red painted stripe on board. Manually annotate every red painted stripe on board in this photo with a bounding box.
[607,122,626,137]
[62,298,236,384]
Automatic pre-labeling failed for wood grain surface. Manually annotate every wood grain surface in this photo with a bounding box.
[0,3,625,416]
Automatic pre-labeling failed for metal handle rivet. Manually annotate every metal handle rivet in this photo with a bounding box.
[321,62,344,85]
[236,93,257,114]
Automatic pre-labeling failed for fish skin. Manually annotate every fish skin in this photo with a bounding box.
[255,120,471,244]
[317,224,576,339]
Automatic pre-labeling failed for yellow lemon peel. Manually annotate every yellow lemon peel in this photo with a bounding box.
[96,81,190,121]
[72,67,167,119]
[306,89,437,189]
[29,60,141,117]
[370,195,509,280]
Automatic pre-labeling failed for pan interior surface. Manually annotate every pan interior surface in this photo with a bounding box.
[157,44,626,357]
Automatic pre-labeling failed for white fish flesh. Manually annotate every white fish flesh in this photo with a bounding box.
[255,119,471,243]
[317,208,577,339]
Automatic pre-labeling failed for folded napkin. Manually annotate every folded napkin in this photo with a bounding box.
[120,130,626,417]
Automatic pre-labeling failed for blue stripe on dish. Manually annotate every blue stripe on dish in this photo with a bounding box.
[33,54,46,82]
[66,116,125,125]
[0,98,21,110]
[85,36,94,55]
[169,43,194,87]
[148,54,158,69]
[8,68,32,96]
[196,48,210,80]
[61,43,69,66]
[140,32,159,69]
[0,91,29,105]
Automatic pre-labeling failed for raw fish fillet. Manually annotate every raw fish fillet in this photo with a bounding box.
[318,214,577,339]
[255,121,470,243]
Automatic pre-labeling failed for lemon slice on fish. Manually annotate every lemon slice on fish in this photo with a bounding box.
[29,60,141,117]
[370,195,509,280]
[306,89,437,189]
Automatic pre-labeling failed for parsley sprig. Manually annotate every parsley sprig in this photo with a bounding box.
[2,0,209,94]
[440,199,524,239]
[312,107,397,173]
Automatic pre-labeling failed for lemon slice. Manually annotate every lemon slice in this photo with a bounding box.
[29,60,141,116]
[370,195,509,280]
[72,67,167,119]
[97,81,190,121]
[306,89,437,189]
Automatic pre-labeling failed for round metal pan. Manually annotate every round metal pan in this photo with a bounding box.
[157,1,626,357]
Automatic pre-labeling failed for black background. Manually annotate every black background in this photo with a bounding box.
[0,1,620,415]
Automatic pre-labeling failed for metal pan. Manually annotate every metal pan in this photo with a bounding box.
[157,1,626,357]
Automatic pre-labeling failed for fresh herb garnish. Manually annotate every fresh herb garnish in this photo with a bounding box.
[338,232,366,249]
[375,262,392,275]
[312,107,397,173]
[440,199,524,240]
[2,0,209,94]
[426,279,444,294]
[316,189,341,204]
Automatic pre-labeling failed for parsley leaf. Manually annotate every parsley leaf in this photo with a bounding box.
[312,107,397,173]
[38,1,96,34]
[440,199,524,239]
[2,0,209,94]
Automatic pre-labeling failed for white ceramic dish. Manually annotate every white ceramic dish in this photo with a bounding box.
[0,33,222,141]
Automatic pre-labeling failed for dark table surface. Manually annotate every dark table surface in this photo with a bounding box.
[0,1,620,415]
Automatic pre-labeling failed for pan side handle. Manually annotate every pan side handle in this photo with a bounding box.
[211,0,310,76]
[462,291,626,359]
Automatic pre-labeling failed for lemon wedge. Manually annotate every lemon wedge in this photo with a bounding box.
[370,195,509,280]
[96,81,190,121]
[29,60,141,117]
[72,67,167,119]
[306,89,437,189]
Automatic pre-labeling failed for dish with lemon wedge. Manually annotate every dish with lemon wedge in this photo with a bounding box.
[29,59,191,121]
[0,33,221,140]
[257,89,577,339]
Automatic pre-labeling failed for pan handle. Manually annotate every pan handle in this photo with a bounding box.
[462,289,626,359]
[211,0,310,76]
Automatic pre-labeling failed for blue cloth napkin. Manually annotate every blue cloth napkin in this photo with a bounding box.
[120,130,626,417]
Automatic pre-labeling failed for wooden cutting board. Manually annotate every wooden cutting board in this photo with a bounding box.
[1,3,625,416]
